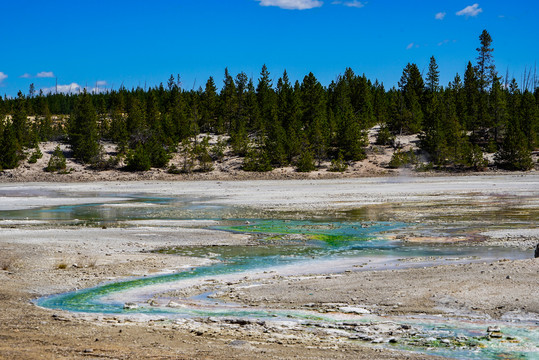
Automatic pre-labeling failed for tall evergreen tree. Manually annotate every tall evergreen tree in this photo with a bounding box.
[220,68,237,134]
[426,56,440,93]
[301,72,328,166]
[256,64,275,131]
[476,30,496,93]
[396,63,424,134]
[520,90,538,150]
[495,122,533,170]
[463,62,479,134]
[201,77,218,132]
[0,123,20,169]
[12,91,30,147]
[68,90,100,163]
[488,76,507,146]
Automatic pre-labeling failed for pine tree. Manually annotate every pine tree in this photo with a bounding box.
[37,97,54,141]
[301,72,328,166]
[256,64,276,133]
[145,91,162,135]
[520,90,538,150]
[495,122,533,170]
[476,30,496,93]
[125,143,151,171]
[195,136,214,172]
[0,123,20,169]
[426,56,440,93]
[201,77,218,132]
[126,96,146,140]
[12,91,30,147]
[334,74,367,160]
[220,68,237,134]
[45,145,67,172]
[171,87,189,141]
[68,90,100,163]
[109,92,128,150]
[463,62,479,134]
[295,137,316,172]
[489,77,507,147]
[397,63,424,133]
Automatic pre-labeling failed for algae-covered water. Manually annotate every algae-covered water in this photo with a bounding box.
[1,191,537,359]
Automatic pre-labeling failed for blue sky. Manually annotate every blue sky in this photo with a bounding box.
[1,1,537,96]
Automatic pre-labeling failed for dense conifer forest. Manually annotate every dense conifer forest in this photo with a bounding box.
[0,30,537,173]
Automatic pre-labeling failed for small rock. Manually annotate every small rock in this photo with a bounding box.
[339,306,370,314]
[123,302,139,310]
[167,301,186,308]
[487,326,501,333]
[229,340,248,347]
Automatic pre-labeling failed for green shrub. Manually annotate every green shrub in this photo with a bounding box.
[45,146,67,172]
[388,150,417,169]
[295,149,316,172]
[243,148,272,172]
[28,147,43,164]
[125,144,151,171]
[329,152,348,172]
[375,125,395,146]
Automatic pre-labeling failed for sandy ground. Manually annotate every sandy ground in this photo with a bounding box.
[0,176,538,359]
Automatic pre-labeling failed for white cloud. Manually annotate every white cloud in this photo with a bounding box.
[257,0,323,10]
[435,12,446,20]
[406,42,414,50]
[36,71,55,78]
[343,0,364,8]
[456,3,482,17]
[42,82,82,94]
[42,82,109,94]
[20,73,32,79]
[0,72,7,84]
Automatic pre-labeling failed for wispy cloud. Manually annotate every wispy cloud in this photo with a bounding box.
[96,80,107,86]
[406,42,415,50]
[36,71,55,78]
[256,0,323,10]
[20,71,56,79]
[456,3,482,17]
[435,12,446,20]
[332,0,365,8]
[343,1,364,8]
[0,72,7,84]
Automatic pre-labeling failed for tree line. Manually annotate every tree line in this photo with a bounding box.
[0,30,537,173]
